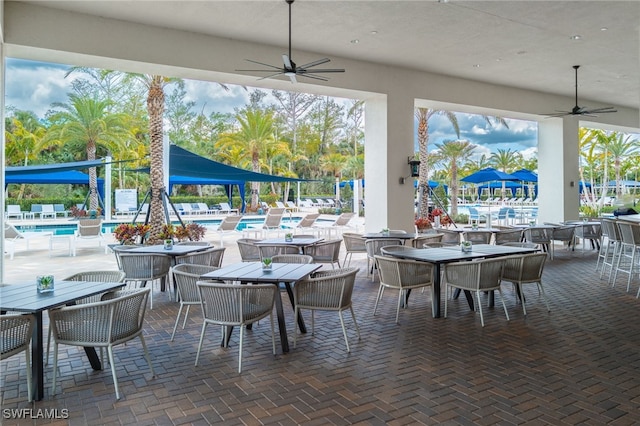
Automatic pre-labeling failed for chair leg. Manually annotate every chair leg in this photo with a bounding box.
[497,289,509,322]
[537,282,551,311]
[238,325,245,373]
[25,349,32,402]
[107,346,121,400]
[519,284,527,316]
[171,304,184,341]
[293,307,300,348]
[51,342,59,396]
[139,335,155,378]
[338,311,350,352]
[476,291,485,327]
[45,326,52,365]
[269,313,276,355]
[195,322,208,366]
[444,285,449,318]
[395,290,403,324]
[373,285,384,316]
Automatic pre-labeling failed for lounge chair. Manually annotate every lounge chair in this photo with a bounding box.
[313,212,356,237]
[4,223,53,260]
[196,202,215,215]
[211,215,242,246]
[218,202,239,214]
[6,205,24,220]
[73,218,108,255]
[40,204,57,220]
[54,204,69,218]
[243,207,285,238]
[281,213,320,235]
[285,201,299,212]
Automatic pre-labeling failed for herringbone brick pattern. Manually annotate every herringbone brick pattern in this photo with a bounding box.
[2,249,640,425]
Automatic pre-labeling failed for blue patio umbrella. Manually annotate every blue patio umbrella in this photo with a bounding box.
[511,169,538,199]
[461,167,519,184]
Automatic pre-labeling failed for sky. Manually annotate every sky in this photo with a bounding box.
[5,58,539,161]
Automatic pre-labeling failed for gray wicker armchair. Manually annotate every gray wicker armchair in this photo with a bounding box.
[1,313,35,401]
[303,239,342,268]
[500,253,548,315]
[118,252,172,309]
[293,267,360,352]
[171,264,219,340]
[195,281,276,373]
[49,288,154,400]
[364,238,403,281]
[271,254,313,264]
[236,238,262,262]
[342,233,367,266]
[374,255,434,323]
[443,258,508,327]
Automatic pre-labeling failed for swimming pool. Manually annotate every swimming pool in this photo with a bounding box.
[15,215,329,236]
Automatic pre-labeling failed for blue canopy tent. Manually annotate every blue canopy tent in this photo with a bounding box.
[168,175,246,212]
[462,168,519,200]
[5,169,106,201]
[339,179,447,192]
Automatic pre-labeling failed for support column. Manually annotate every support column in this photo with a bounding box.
[364,90,415,232]
[538,117,580,223]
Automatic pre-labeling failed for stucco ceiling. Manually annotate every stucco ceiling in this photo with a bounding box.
[14,0,640,111]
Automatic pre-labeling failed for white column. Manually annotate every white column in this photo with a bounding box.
[0,41,6,282]
[538,117,580,223]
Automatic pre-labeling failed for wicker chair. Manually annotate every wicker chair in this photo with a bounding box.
[110,244,139,269]
[494,229,524,245]
[45,270,126,364]
[49,288,154,400]
[500,253,548,315]
[443,258,508,327]
[175,241,210,246]
[170,264,219,340]
[271,254,313,264]
[365,238,403,281]
[303,239,342,268]
[175,247,216,266]
[293,267,360,352]
[438,229,462,245]
[118,252,172,309]
[550,225,576,258]
[373,255,433,323]
[258,244,300,259]
[462,230,493,244]
[342,233,367,266]
[195,281,276,373]
[236,238,262,262]
[411,233,443,248]
[1,313,35,401]
[523,227,552,257]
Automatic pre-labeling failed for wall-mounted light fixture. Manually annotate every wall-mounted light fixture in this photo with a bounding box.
[400,157,421,184]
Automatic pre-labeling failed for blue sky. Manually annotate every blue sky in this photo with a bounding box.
[5,58,539,160]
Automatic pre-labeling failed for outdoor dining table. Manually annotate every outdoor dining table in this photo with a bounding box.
[200,262,322,353]
[384,244,538,318]
[0,280,126,400]
[255,237,324,252]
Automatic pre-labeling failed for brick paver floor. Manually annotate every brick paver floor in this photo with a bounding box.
[2,233,639,425]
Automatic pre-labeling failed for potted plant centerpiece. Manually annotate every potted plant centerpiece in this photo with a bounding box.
[262,257,273,270]
[461,240,472,252]
[415,217,432,233]
[285,232,293,242]
[37,275,55,293]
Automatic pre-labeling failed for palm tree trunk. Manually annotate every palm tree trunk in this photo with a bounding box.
[146,76,166,243]
[87,139,98,210]
[416,108,429,218]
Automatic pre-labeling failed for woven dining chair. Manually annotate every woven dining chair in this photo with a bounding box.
[374,255,433,323]
[236,238,262,262]
[1,313,35,401]
[271,254,313,264]
[49,288,154,400]
[258,244,301,259]
[500,253,548,315]
[494,229,524,245]
[462,230,493,244]
[443,257,508,327]
[364,238,403,281]
[195,281,276,373]
[303,239,342,268]
[293,267,360,352]
[170,264,219,340]
[342,233,367,266]
[118,252,172,309]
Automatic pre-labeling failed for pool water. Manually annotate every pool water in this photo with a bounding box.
[16,215,331,236]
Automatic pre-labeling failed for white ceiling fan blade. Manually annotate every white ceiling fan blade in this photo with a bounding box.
[287,73,297,84]
[244,59,282,70]
[302,68,345,73]
[298,73,329,82]
[298,58,330,69]
[257,72,285,81]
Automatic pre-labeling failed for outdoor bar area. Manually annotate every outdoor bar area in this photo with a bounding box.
[2,1,640,425]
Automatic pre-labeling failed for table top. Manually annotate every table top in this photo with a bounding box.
[127,244,209,255]
[255,238,323,246]
[385,243,537,264]
[617,214,640,223]
[201,262,322,283]
[363,232,418,239]
[0,280,125,313]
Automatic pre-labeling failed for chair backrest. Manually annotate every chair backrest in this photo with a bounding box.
[552,225,575,241]
[77,219,103,238]
[365,238,403,258]
[494,229,523,244]
[576,223,601,239]
[173,264,219,303]
[411,234,443,248]
[462,231,493,244]
[42,204,55,214]
[438,229,461,244]
[303,239,342,262]
[7,205,21,214]
[175,248,215,266]
[259,244,300,259]
[275,201,287,209]
[0,314,35,360]
[196,281,276,325]
[343,233,367,252]
[374,255,433,289]
[502,253,547,283]
[616,221,640,245]
[524,227,550,243]
[119,252,172,280]
[63,270,127,303]
[30,204,42,213]
[237,238,261,262]
[54,204,66,213]
[197,203,210,212]
[217,215,242,231]
[111,244,139,269]
[4,223,22,240]
[333,212,355,226]
[264,208,286,228]
[444,258,505,291]
[294,267,359,310]
[379,245,414,256]
[603,219,620,242]
[175,241,210,246]
[51,288,150,345]
[272,254,313,264]
[297,213,320,228]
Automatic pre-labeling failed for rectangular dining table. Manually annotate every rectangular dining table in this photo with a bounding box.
[0,280,126,400]
[385,244,538,318]
[200,262,322,353]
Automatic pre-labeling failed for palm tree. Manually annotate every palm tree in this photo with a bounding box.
[217,108,279,210]
[435,140,476,217]
[415,108,460,218]
[47,94,130,210]
[490,148,522,198]
[607,132,638,197]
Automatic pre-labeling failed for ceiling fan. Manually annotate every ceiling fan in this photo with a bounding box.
[545,65,617,117]
[236,0,345,83]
